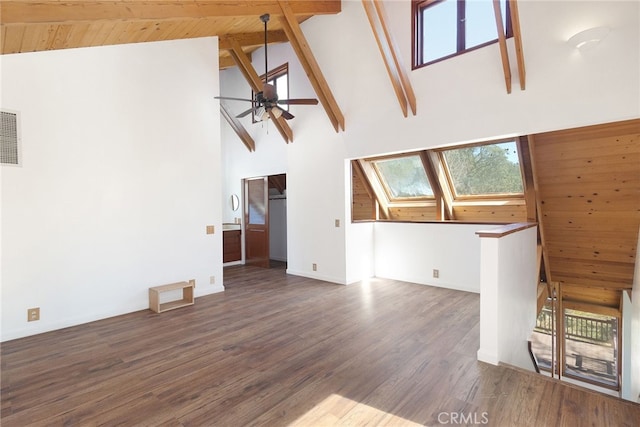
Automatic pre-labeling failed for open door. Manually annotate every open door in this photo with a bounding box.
[244,177,269,268]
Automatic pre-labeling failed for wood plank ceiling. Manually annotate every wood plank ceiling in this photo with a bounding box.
[531,119,640,309]
[0,0,341,68]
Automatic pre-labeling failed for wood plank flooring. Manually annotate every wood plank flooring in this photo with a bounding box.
[2,265,639,426]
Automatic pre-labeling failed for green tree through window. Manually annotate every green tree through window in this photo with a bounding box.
[373,155,434,199]
[442,141,523,196]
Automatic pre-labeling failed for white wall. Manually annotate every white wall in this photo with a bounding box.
[345,221,375,285]
[374,222,485,293]
[477,227,537,369]
[344,158,375,285]
[286,123,349,283]
[1,37,223,341]
[303,0,640,160]
[496,227,538,369]
[221,0,639,285]
[269,197,287,261]
[219,38,349,283]
[622,229,640,402]
[621,290,634,400]
[633,260,640,403]
[220,67,290,226]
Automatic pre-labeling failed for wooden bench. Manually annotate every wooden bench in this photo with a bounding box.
[149,280,194,313]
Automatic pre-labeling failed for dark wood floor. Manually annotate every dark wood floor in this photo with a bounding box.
[2,265,638,426]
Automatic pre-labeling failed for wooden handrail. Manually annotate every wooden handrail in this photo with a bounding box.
[475,222,536,238]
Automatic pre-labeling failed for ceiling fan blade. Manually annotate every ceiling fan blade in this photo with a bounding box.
[281,110,294,120]
[215,96,256,103]
[236,107,257,118]
[274,106,294,120]
[277,98,319,105]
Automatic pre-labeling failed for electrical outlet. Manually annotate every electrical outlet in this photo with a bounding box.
[210,276,216,285]
[312,263,317,271]
[335,219,340,227]
[27,307,40,322]
[433,269,439,278]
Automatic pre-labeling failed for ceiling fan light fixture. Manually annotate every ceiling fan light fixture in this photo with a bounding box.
[255,106,267,121]
[214,14,316,123]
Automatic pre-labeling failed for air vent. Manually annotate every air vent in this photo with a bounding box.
[1,110,20,166]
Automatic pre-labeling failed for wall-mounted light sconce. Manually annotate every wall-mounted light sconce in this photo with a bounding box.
[568,26,610,51]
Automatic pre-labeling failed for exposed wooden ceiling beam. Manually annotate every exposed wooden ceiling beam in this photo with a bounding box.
[492,0,512,94]
[517,136,536,222]
[220,54,242,69]
[509,0,526,90]
[277,0,345,133]
[362,0,417,117]
[219,31,287,70]
[362,0,406,117]
[425,151,455,220]
[219,102,256,152]
[226,36,293,143]
[419,152,442,219]
[218,30,288,50]
[0,1,341,25]
[527,134,553,286]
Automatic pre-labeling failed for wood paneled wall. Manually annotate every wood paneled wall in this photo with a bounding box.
[387,205,438,221]
[352,165,376,221]
[452,201,527,223]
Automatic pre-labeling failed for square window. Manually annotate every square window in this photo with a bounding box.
[441,140,523,197]
[414,0,512,67]
[421,0,457,64]
[372,155,434,200]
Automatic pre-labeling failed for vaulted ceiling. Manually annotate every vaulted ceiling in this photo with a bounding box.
[0,0,346,143]
[2,1,638,314]
[0,0,341,68]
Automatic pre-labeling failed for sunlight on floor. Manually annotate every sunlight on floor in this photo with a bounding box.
[289,393,422,426]
[359,278,376,317]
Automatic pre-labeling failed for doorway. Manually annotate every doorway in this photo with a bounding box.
[268,174,287,268]
[243,174,287,269]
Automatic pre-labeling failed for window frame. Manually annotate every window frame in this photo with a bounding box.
[252,63,289,123]
[369,153,436,203]
[412,0,513,69]
[436,138,525,201]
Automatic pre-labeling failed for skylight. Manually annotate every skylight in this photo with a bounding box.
[441,141,523,197]
[372,155,434,200]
